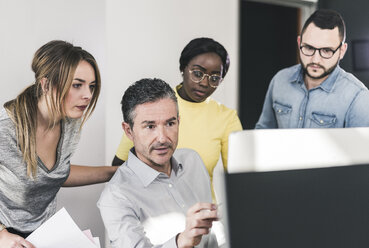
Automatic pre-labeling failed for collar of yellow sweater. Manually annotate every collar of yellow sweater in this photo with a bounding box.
[175,84,211,108]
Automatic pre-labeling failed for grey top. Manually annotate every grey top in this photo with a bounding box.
[98,148,218,248]
[0,107,81,232]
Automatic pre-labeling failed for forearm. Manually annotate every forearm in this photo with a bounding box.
[98,198,179,248]
[63,165,118,187]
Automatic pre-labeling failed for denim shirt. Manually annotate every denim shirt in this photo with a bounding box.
[255,64,369,128]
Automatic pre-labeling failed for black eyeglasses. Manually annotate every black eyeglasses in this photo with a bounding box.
[300,43,342,59]
[188,69,223,88]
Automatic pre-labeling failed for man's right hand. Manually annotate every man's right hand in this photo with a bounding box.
[0,229,35,248]
[177,202,218,248]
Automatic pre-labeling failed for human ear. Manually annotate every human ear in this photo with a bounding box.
[122,122,134,141]
[339,42,348,60]
[297,36,301,47]
[40,78,49,93]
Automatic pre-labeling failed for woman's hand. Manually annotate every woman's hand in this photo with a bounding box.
[0,229,35,248]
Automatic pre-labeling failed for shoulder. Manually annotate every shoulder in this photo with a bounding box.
[272,64,301,82]
[174,148,202,161]
[110,163,135,184]
[103,159,140,194]
[59,118,82,157]
[206,98,239,119]
[0,107,11,123]
[336,67,368,91]
[174,148,208,174]
[99,165,133,200]
[0,108,15,134]
[207,99,242,131]
[0,108,18,155]
[62,118,82,141]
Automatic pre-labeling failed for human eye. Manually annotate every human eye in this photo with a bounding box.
[321,48,334,56]
[167,121,176,127]
[145,124,155,130]
[210,75,221,83]
[192,70,204,79]
[304,45,315,52]
[72,83,82,89]
[89,83,96,92]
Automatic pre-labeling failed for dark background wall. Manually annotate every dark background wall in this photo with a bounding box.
[238,0,369,129]
[319,0,369,88]
[238,1,299,129]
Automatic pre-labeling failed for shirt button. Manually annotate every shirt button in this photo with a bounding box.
[278,109,282,113]
[320,120,324,124]
[181,204,185,208]
[168,184,172,188]
[299,116,303,120]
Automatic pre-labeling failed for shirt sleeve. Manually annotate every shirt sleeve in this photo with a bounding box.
[115,134,134,161]
[255,77,278,129]
[221,110,243,171]
[345,89,369,127]
[97,185,178,248]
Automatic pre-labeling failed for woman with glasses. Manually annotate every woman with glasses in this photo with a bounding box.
[113,37,242,200]
[0,40,117,248]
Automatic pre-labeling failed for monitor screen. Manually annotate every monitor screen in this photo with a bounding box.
[225,164,369,248]
[223,128,369,248]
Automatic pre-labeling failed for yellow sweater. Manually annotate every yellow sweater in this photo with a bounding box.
[115,85,243,200]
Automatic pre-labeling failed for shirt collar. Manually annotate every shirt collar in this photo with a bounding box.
[126,148,183,187]
[292,64,341,93]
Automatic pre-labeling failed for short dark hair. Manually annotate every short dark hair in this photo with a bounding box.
[121,78,178,128]
[179,37,230,77]
[301,9,346,43]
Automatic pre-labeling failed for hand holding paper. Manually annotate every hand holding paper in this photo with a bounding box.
[26,208,100,248]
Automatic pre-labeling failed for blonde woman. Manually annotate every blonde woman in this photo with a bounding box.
[0,40,117,248]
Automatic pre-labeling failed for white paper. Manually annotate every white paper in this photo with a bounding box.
[93,237,101,248]
[26,207,98,248]
[83,229,101,248]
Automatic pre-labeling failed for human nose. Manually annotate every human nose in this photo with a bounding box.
[311,49,322,63]
[199,74,210,87]
[156,126,168,143]
[82,85,92,100]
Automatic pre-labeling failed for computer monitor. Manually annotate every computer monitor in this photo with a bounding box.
[225,164,369,248]
[223,128,369,248]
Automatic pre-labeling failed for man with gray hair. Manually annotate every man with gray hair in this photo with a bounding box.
[98,78,219,248]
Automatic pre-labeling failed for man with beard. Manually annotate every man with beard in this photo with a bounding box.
[98,78,220,248]
[256,9,369,128]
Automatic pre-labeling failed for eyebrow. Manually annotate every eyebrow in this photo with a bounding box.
[141,120,155,125]
[302,43,335,50]
[140,117,178,125]
[73,78,86,83]
[73,78,96,84]
[191,64,221,74]
[166,117,177,122]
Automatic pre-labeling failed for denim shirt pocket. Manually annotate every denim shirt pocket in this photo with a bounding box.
[273,101,292,127]
[309,112,337,128]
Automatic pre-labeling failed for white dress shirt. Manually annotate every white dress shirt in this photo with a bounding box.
[98,148,218,248]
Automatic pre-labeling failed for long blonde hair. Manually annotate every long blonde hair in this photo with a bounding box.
[4,40,101,178]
